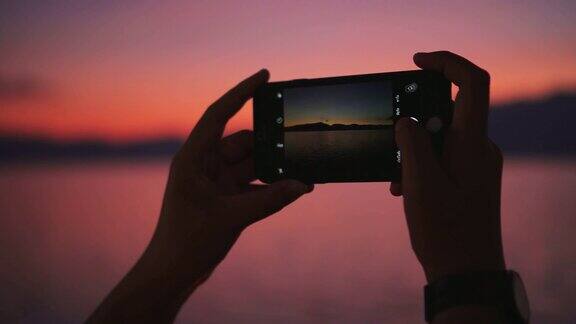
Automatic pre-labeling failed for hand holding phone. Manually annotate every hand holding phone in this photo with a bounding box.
[392,52,526,323]
[393,51,506,281]
[87,70,315,323]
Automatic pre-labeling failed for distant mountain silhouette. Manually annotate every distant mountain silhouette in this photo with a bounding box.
[0,92,574,161]
[0,136,183,161]
[284,122,389,131]
[488,92,575,156]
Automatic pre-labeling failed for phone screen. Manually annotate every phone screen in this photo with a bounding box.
[282,80,397,181]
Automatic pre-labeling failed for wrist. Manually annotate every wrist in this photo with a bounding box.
[130,247,199,303]
[423,256,506,283]
[142,223,242,287]
[140,237,215,290]
[87,247,194,323]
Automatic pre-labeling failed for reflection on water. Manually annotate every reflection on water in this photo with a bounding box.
[285,129,396,181]
[0,159,575,323]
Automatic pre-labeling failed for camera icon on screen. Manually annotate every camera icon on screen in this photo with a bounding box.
[405,82,418,93]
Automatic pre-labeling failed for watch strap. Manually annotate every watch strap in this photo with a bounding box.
[424,270,524,323]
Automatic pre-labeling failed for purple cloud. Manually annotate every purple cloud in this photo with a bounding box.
[0,75,48,102]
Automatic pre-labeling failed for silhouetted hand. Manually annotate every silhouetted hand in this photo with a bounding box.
[150,68,312,282]
[88,69,312,323]
[390,51,505,283]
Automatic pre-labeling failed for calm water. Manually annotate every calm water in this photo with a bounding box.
[285,129,396,181]
[1,159,575,323]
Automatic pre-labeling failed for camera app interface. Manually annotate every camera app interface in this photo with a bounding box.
[283,81,395,181]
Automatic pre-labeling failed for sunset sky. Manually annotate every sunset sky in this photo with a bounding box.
[1,0,575,141]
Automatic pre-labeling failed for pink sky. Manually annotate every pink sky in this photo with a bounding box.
[1,0,575,141]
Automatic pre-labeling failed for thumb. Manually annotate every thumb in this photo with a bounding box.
[395,118,444,197]
[224,180,312,227]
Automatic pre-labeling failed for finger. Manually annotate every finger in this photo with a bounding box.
[488,139,504,170]
[389,182,402,196]
[186,69,269,155]
[221,180,313,227]
[226,157,255,185]
[395,118,445,199]
[220,130,253,164]
[240,183,315,193]
[413,51,490,137]
[238,183,269,193]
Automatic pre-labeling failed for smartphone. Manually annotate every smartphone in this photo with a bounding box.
[253,70,452,183]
